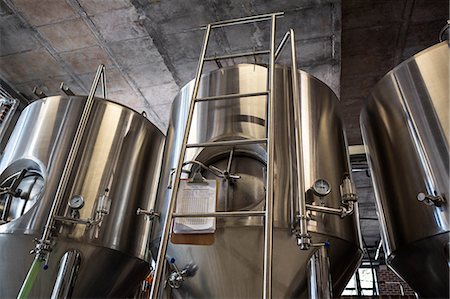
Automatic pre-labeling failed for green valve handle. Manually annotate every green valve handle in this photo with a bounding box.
[17,258,43,299]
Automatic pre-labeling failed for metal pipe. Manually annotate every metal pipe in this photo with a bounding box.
[186,138,267,148]
[285,67,296,230]
[1,194,11,221]
[100,70,107,99]
[204,50,270,61]
[173,211,265,218]
[226,148,234,174]
[50,250,81,299]
[53,215,91,225]
[306,204,342,216]
[263,14,276,299]
[149,24,212,299]
[195,91,268,102]
[203,12,284,29]
[307,247,332,299]
[274,31,291,60]
[439,20,449,42]
[306,202,355,218]
[36,64,105,259]
[290,28,310,250]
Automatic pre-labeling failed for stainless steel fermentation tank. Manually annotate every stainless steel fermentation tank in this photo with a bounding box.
[360,42,449,298]
[151,64,363,298]
[0,95,165,298]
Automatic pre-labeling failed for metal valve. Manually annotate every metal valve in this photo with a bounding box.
[417,192,446,207]
[166,258,197,289]
[340,176,358,203]
[136,208,160,220]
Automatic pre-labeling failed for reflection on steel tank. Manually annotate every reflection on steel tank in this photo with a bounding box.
[0,95,165,298]
[150,64,363,298]
[361,42,449,298]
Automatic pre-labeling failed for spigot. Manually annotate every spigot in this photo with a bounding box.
[166,257,197,289]
[30,238,52,268]
[417,192,446,207]
[297,234,311,250]
[167,271,185,289]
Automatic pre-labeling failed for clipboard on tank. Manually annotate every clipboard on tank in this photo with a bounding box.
[171,172,218,245]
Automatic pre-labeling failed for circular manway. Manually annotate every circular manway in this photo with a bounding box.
[0,169,44,224]
[201,154,266,211]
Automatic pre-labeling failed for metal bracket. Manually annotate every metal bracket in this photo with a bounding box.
[32,87,47,99]
[136,208,160,220]
[188,172,208,184]
[60,82,75,96]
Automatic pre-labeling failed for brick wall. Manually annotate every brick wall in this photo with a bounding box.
[377,265,416,296]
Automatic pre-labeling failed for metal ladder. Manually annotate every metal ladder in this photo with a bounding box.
[150,12,303,299]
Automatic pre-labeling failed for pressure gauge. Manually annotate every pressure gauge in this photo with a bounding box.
[69,195,84,209]
[312,179,331,196]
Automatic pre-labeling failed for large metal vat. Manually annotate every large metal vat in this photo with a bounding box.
[0,95,165,298]
[360,42,449,298]
[150,64,362,298]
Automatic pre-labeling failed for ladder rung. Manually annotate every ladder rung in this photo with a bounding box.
[202,12,284,29]
[204,50,270,61]
[196,91,269,102]
[186,138,267,148]
[173,211,265,218]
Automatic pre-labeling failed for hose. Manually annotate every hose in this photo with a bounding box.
[17,258,44,299]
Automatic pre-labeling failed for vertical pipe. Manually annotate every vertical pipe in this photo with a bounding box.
[18,66,105,299]
[101,71,107,99]
[149,25,212,299]
[307,247,332,299]
[50,250,81,299]
[290,29,309,249]
[263,14,276,299]
[1,194,11,221]
[39,64,105,246]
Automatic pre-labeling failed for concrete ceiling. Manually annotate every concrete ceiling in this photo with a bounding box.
[0,0,448,265]
[0,0,341,131]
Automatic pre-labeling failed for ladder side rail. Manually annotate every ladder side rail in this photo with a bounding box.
[149,24,212,299]
[263,14,276,299]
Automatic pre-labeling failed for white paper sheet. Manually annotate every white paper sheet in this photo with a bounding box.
[173,179,217,234]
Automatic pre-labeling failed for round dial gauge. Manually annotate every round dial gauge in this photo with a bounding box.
[69,195,84,209]
[312,179,331,196]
